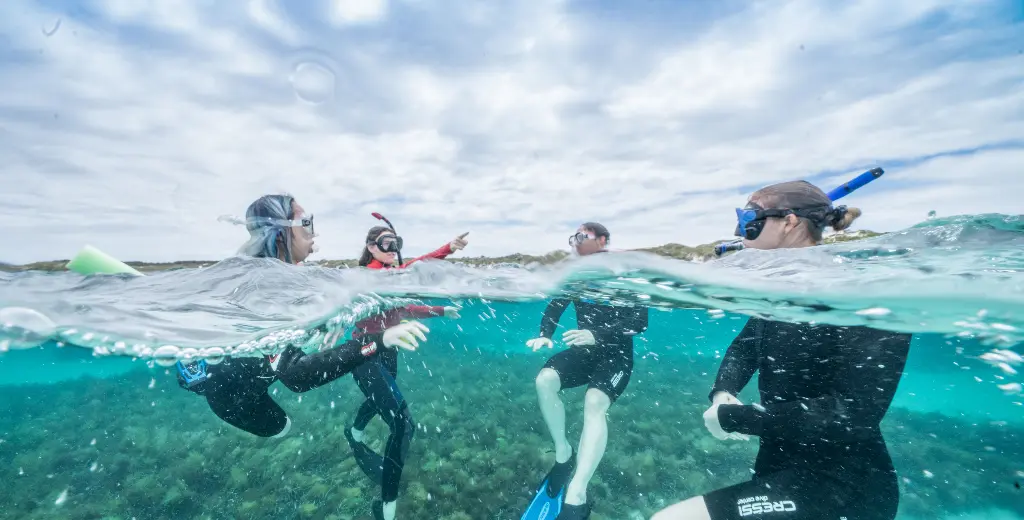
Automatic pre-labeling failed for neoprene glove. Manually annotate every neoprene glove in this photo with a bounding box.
[705,392,751,441]
[383,321,430,351]
[563,329,596,347]
[526,337,554,351]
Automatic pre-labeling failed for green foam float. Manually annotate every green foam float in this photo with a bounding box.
[65,245,144,276]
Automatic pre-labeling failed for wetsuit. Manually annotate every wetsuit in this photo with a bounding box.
[539,297,649,402]
[177,335,384,437]
[703,318,911,520]
[348,241,454,502]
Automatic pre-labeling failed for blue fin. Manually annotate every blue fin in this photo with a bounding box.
[520,475,564,520]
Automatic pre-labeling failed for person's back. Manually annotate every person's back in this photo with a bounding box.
[654,179,910,520]
[715,318,910,484]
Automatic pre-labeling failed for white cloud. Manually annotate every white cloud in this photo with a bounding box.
[0,0,1021,265]
[330,0,389,25]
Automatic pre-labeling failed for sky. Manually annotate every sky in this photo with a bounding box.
[1,0,1022,264]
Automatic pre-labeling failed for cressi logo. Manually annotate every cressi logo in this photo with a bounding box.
[737,500,796,516]
[537,502,551,520]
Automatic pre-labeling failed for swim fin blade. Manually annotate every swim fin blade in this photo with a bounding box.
[520,475,564,520]
[345,428,384,485]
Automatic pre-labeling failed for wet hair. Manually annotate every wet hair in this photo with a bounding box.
[753,180,862,242]
[358,226,393,266]
[581,222,611,243]
[238,194,296,263]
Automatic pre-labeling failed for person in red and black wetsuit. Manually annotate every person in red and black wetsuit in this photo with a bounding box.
[345,225,469,520]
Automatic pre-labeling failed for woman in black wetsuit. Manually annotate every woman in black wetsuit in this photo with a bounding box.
[176,194,429,439]
[651,181,912,520]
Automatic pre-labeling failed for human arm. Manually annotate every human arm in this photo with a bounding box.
[353,305,452,337]
[539,298,572,339]
[276,334,385,393]
[707,318,763,403]
[717,327,912,442]
[398,305,448,319]
[400,239,463,268]
[525,298,571,350]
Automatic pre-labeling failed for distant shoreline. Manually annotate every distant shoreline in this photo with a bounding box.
[1,230,880,273]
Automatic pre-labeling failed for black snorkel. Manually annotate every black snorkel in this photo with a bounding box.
[371,212,404,266]
[714,167,885,256]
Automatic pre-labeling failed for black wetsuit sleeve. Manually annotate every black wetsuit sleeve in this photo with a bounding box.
[708,319,761,402]
[539,298,572,338]
[591,304,649,345]
[719,327,911,442]
[275,334,384,393]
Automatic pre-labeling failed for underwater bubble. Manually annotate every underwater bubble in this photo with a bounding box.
[997,382,1022,395]
[152,345,181,366]
[0,307,57,350]
[923,470,934,478]
[202,347,225,364]
[290,61,335,104]
[55,488,68,506]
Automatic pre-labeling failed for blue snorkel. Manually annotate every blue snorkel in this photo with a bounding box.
[714,167,885,256]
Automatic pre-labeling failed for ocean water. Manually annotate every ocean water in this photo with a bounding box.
[0,214,1022,519]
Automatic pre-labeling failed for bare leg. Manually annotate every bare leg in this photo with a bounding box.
[564,388,611,506]
[535,368,572,462]
[649,496,713,520]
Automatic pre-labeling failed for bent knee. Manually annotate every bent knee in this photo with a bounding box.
[535,368,561,393]
[583,388,611,414]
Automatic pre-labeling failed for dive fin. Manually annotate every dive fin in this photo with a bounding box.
[345,428,384,484]
[520,475,565,520]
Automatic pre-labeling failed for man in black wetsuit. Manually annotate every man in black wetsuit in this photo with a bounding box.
[522,222,649,520]
[651,180,911,520]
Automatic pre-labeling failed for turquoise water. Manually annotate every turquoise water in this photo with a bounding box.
[1,215,1022,519]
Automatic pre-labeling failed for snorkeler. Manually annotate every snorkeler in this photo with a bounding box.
[342,219,469,520]
[521,222,649,520]
[650,181,912,520]
[175,195,431,439]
